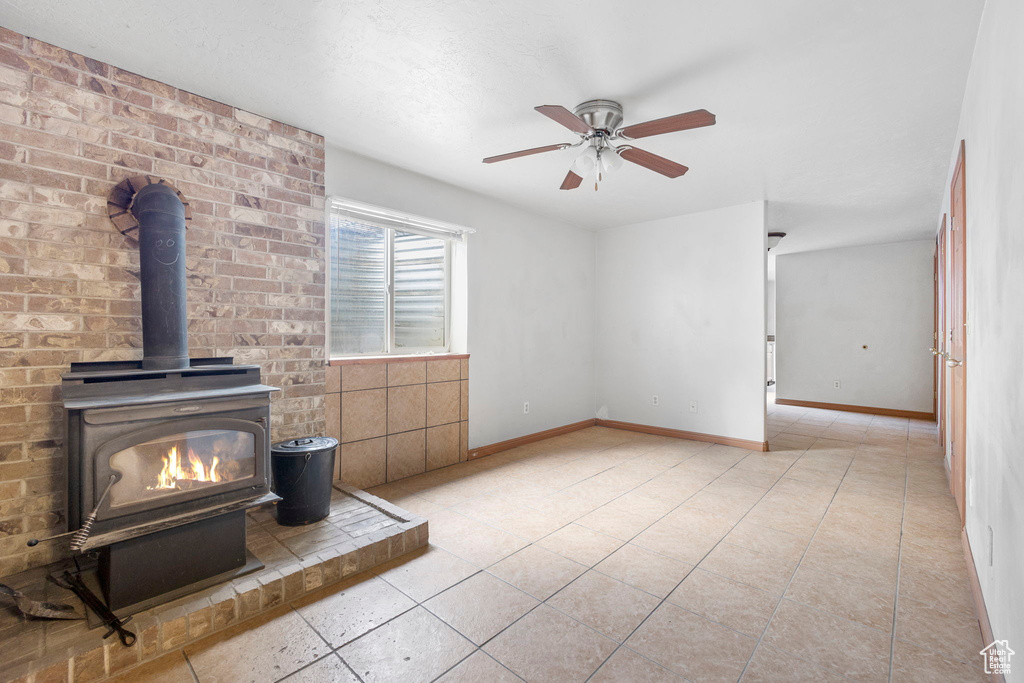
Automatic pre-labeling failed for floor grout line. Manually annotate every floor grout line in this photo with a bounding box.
[182,650,200,683]
[887,454,911,683]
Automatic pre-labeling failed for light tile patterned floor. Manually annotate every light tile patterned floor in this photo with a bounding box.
[140,403,987,682]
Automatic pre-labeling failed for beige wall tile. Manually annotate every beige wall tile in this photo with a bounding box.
[388,361,426,386]
[426,359,460,382]
[341,389,386,443]
[427,423,460,471]
[460,380,468,421]
[340,438,386,489]
[388,385,426,433]
[460,357,469,380]
[325,365,341,394]
[427,381,460,427]
[460,421,469,462]
[342,364,387,392]
[325,393,341,477]
[388,430,425,481]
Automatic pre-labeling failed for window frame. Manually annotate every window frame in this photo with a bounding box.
[327,197,470,360]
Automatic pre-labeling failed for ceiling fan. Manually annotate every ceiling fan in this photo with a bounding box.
[483,99,716,191]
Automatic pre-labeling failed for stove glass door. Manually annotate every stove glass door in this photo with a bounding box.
[108,428,256,508]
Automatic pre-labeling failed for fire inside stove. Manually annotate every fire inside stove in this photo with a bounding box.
[151,444,224,490]
[108,428,256,508]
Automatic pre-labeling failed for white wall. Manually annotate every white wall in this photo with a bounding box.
[938,0,1024,665]
[766,279,776,337]
[326,146,596,448]
[594,202,767,444]
[775,241,934,413]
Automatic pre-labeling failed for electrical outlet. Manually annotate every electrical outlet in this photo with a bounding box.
[523,401,529,415]
[653,395,659,406]
[689,400,698,413]
[833,380,841,389]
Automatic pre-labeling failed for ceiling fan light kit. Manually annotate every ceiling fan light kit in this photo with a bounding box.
[483,99,715,191]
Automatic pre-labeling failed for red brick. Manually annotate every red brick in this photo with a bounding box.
[110,101,177,130]
[0,121,79,155]
[0,28,22,49]
[0,45,77,85]
[152,127,215,155]
[177,90,233,117]
[84,76,152,108]
[0,162,81,191]
[109,66,176,99]
[27,39,108,77]
[27,112,107,144]
[81,142,154,173]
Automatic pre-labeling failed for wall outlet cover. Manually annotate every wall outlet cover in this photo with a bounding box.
[523,401,529,414]
[688,400,698,413]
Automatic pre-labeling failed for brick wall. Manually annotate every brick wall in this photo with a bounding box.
[0,27,327,576]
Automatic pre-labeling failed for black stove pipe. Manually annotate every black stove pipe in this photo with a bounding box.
[131,183,189,371]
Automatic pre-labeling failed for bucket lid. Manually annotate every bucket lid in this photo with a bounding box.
[271,436,339,454]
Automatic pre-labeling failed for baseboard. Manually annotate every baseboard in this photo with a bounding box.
[775,398,934,421]
[595,419,769,452]
[468,417,769,460]
[962,528,1004,681]
[467,419,597,459]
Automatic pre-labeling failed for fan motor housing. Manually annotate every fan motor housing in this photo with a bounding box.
[573,100,623,133]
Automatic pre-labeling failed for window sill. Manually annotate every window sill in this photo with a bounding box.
[328,353,470,366]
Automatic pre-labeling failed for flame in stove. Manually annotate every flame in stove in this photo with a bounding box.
[148,444,224,490]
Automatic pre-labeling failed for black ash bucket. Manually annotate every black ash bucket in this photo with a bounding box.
[270,437,338,526]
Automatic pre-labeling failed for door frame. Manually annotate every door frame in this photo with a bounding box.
[949,140,967,525]
[936,216,947,445]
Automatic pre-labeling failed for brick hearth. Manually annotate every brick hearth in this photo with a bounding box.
[0,486,427,682]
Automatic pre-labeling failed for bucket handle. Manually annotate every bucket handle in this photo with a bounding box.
[294,452,312,482]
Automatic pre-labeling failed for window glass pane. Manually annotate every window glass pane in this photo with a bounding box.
[393,231,446,349]
[329,217,386,355]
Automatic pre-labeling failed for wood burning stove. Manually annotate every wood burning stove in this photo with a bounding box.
[64,361,277,545]
[58,180,280,614]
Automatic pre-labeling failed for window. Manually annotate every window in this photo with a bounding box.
[328,198,471,357]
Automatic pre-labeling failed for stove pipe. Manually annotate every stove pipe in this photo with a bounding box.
[131,183,189,370]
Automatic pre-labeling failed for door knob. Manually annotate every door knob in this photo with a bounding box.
[946,358,962,367]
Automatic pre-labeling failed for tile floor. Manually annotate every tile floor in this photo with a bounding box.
[129,403,986,683]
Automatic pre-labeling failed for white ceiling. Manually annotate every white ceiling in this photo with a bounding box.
[1,0,983,256]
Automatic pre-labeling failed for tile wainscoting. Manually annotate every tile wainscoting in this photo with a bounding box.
[325,355,469,489]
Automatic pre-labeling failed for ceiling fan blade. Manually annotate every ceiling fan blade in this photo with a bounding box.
[483,143,567,163]
[559,170,583,190]
[618,146,689,178]
[617,109,716,140]
[535,105,594,135]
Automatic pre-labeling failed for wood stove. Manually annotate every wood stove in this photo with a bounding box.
[59,180,280,614]
[62,359,278,612]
